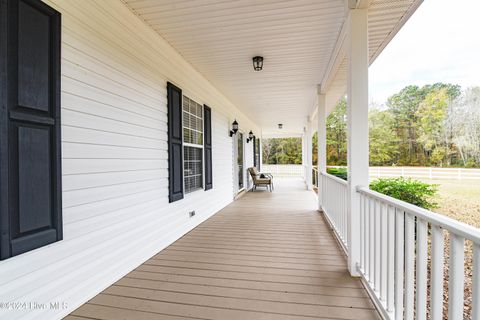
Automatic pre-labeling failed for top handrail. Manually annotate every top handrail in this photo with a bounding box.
[320,171,348,186]
[357,185,480,244]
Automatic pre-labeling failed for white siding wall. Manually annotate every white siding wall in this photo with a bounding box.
[0,1,260,319]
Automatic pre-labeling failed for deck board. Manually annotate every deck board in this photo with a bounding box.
[67,180,379,320]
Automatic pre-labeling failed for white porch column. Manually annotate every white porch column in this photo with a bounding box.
[317,90,327,209]
[346,8,369,276]
[305,120,313,190]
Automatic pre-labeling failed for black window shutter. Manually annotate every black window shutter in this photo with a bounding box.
[203,105,212,190]
[0,0,62,260]
[167,82,184,202]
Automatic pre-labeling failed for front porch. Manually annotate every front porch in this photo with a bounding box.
[66,181,379,320]
[3,0,479,319]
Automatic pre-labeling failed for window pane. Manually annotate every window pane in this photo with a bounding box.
[182,95,204,193]
[184,146,203,193]
[182,95,203,147]
[197,118,203,131]
[183,96,190,113]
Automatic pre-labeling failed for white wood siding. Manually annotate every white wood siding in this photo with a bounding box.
[0,1,260,319]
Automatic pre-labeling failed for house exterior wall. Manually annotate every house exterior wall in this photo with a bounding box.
[0,0,259,319]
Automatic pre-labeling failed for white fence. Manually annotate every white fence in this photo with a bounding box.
[369,166,480,180]
[261,164,305,178]
[319,172,480,319]
[268,165,480,181]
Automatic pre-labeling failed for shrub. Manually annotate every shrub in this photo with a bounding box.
[327,167,348,180]
[369,177,438,209]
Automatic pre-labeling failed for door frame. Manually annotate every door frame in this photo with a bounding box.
[233,130,245,194]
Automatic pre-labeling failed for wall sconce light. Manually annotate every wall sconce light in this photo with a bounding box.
[229,119,239,137]
[252,56,264,71]
[278,123,283,129]
[246,130,254,143]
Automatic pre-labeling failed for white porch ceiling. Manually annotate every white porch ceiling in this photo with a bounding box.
[123,0,422,135]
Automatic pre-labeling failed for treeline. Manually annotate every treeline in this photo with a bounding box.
[262,137,303,164]
[321,83,480,167]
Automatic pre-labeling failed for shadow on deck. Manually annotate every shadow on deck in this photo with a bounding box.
[66,179,379,320]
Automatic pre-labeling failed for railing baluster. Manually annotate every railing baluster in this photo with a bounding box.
[363,193,367,275]
[387,205,395,312]
[380,202,387,302]
[322,174,325,211]
[360,193,364,271]
[395,209,405,320]
[335,182,338,232]
[448,234,465,320]
[473,243,480,319]
[339,182,342,240]
[404,213,415,320]
[365,196,372,282]
[416,218,428,320]
[339,183,342,237]
[343,188,346,245]
[369,196,374,285]
[332,182,335,230]
[375,199,381,291]
[431,225,444,320]
[345,187,348,246]
[337,182,340,235]
[343,184,346,244]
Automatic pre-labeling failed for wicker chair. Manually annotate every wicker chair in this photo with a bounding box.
[248,167,274,192]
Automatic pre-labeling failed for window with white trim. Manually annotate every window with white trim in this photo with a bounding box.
[182,96,204,193]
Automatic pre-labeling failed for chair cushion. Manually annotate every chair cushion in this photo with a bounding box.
[255,178,271,184]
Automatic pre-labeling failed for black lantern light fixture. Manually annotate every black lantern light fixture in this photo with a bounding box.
[229,119,239,137]
[278,123,283,129]
[246,130,254,143]
[252,56,264,71]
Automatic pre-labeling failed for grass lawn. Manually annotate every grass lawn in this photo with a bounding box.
[423,179,480,227]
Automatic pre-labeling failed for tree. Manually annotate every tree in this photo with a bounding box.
[387,85,427,165]
[261,137,303,164]
[326,98,347,165]
[369,107,399,165]
[416,87,451,166]
[386,83,461,166]
[262,83,479,169]
[447,87,480,167]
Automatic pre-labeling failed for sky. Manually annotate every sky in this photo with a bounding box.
[369,0,480,105]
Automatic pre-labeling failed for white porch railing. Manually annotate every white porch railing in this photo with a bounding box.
[319,172,349,250]
[356,187,480,320]
[312,167,318,188]
[318,172,480,319]
[262,164,305,178]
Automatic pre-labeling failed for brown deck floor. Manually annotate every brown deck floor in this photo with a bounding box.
[66,180,379,320]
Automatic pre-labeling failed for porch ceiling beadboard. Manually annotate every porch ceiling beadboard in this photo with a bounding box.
[0,0,255,319]
[123,0,422,135]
